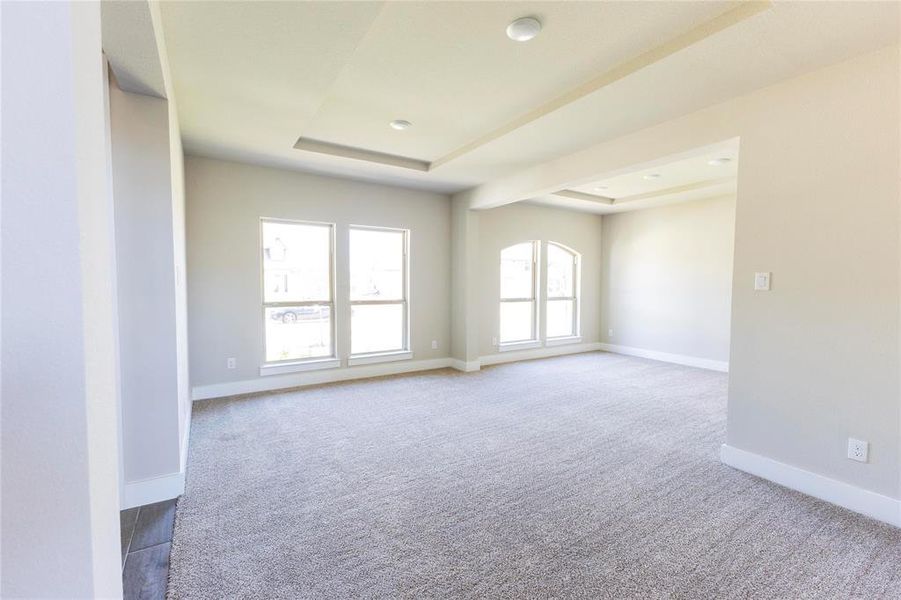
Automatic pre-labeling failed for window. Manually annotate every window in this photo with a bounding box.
[546,242,579,339]
[350,226,409,356]
[499,241,538,344]
[261,219,334,363]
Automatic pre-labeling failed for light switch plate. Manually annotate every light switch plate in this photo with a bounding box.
[754,272,771,291]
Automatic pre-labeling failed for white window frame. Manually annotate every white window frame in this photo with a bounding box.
[347,225,411,364]
[499,240,541,351]
[545,241,581,343]
[259,218,338,374]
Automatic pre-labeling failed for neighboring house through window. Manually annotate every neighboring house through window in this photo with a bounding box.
[261,219,335,364]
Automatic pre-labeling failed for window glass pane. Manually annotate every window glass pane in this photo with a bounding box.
[500,301,534,343]
[350,228,405,301]
[547,244,574,298]
[547,299,574,338]
[500,242,534,299]
[264,305,331,362]
[262,221,331,303]
[351,303,404,354]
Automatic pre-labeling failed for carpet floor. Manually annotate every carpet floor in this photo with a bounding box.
[168,352,901,599]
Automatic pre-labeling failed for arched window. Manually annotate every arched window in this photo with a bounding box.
[499,241,538,345]
[546,242,579,339]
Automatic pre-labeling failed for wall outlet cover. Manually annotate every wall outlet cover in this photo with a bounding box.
[431,340,438,349]
[227,357,236,370]
[754,272,771,291]
[847,438,868,463]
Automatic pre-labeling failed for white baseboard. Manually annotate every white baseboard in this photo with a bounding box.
[599,343,729,372]
[450,359,481,372]
[720,444,900,528]
[192,357,453,401]
[123,471,185,510]
[480,342,602,366]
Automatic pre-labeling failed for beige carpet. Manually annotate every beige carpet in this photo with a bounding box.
[168,352,901,599]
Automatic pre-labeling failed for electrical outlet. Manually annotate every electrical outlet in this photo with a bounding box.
[847,438,868,463]
[754,272,771,291]
[608,328,614,338]
[227,357,236,370]
[492,337,498,347]
[431,340,438,350]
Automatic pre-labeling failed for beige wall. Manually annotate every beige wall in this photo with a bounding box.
[476,203,603,357]
[725,47,899,499]
[601,195,735,363]
[185,156,451,388]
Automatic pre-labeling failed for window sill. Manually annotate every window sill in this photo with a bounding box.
[348,350,412,367]
[259,358,340,376]
[498,340,541,352]
[546,336,582,347]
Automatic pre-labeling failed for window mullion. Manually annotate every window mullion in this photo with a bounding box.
[264,300,332,308]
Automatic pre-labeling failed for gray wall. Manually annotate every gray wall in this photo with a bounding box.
[185,156,451,388]
[476,203,603,357]
[109,78,185,489]
[183,46,900,510]
[1,2,122,595]
[450,197,480,364]
[169,88,191,457]
[451,45,899,501]
[600,195,735,362]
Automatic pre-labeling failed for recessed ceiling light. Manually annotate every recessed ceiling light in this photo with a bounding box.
[506,16,542,42]
[642,173,661,180]
[389,119,412,131]
[707,157,732,166]
[593,186,608,192]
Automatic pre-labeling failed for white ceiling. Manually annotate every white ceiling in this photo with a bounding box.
[158,1,899,194]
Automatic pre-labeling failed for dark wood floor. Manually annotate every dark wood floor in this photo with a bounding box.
[121,499,176,600]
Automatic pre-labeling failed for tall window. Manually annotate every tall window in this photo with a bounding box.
[350,226,409,355]
[499,241,538,344]
[261,219,334,363]
[546,242,579,339]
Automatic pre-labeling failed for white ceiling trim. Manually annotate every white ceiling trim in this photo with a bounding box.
[552,190,614,205]
[293,137,430,172]
[614,176,736,205]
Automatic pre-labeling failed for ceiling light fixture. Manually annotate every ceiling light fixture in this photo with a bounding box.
[506,16,542,42]
[707,157,732,166]
[593,186,608,192]
[389,119,412,131]
[642,173,661,180]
